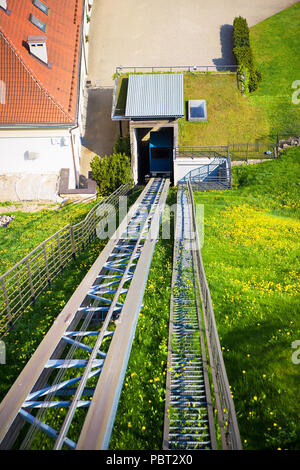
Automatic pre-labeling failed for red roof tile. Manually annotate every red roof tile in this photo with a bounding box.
[0,0,83,125]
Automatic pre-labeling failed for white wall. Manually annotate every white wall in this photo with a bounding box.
[173,157,227,185]
[78,0,92,136]
[131,127,138,184]
[0,134,76,187]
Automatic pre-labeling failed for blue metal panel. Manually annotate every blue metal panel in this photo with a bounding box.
[149,129,173,173]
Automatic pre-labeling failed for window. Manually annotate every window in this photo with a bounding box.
[29,13,47,32]
[33,0,49,15]
[150,148,172,160]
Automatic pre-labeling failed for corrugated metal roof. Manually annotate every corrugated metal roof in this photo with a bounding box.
[125,74,184,118]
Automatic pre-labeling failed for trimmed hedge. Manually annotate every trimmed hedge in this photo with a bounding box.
[233,45,253,70]
[233,16,250,47]
[233,16,262,92]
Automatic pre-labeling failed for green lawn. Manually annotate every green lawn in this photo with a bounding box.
[194,147,300,450]
[178,73,270,146]
[179,2,300,147]
[0,202,97,276]
[250,2,300,139]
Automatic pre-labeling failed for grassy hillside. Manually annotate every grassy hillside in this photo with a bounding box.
[194,147,300,450]
[250,2,300,138]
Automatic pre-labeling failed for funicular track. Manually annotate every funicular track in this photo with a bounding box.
[0,177,169,450]
[163,181,242,450]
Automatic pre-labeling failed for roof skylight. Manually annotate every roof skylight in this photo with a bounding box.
[29,13,47,32]
[33,0,49,16]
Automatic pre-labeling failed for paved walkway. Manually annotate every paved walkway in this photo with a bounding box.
[87,0,298,86]
[0,173,59,202]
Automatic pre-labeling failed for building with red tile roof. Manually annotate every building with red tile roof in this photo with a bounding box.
[0,0,91,192]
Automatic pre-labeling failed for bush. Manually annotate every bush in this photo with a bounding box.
[233,16,262,93]
[233,45,253,70]
[90,152,132,196]
[233,16,250,47]
[113,134,131,156]
[248,68,262,92]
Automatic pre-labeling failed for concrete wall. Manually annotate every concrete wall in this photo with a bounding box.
[173,157,228,185]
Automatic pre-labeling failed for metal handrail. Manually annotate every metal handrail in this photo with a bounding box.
[0,183,132,338]
[187,179,242,450]
[175,146,228,160]
[115,65,239,76]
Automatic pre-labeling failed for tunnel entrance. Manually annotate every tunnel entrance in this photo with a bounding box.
[135,126,174,184]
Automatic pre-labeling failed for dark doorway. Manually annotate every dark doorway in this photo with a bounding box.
[136,127,151,183]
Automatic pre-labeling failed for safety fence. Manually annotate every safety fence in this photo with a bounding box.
[115,65,239,75]
[175,143,276,162]
[175,146,228,159]
[0,183,132,338]
[229,142,275,161]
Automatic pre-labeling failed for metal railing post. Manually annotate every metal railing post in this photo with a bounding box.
[0,278,12,326]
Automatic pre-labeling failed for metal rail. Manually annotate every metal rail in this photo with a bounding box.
[163,183,216,450]
[0,178,169,450]
[115,65,239,75]
[163,180,242,450]
[187,180,242,450]
[175,147,227,159]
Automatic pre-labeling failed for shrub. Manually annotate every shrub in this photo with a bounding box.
[113,134,131,156]
[233,16,262,93]
[248,68,262,92]
[233,16,250,47]
[90,152,132,196]
[233,45,253,70]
